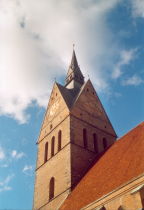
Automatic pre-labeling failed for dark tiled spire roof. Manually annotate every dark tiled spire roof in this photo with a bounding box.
[70,50,79,70]
[65,50,84,87]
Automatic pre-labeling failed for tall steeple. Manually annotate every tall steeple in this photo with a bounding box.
[33,49,117,210]
[65,50,84,89]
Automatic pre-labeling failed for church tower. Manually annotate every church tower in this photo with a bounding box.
[33,50,117,210]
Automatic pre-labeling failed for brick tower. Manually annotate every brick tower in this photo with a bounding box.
[33,50,117,210]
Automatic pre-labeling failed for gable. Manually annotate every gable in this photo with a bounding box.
[37,83,70,142]
[71,80,116,136]
[44,83,70,124]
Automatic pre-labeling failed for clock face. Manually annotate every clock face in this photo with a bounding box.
[49,101,59,116]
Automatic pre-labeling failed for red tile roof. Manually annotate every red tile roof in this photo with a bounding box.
[60,122,144,210]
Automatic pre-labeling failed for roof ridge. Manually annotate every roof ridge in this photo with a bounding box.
[71,80,89,108]
[60,121,144,210]
[117,121,144,141]
[56,82,81,109]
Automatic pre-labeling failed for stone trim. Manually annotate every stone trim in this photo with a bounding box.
[37,188,71,210]
[81,173,144,210]
[37,114,70,144]
[70,113,117,138]
[35,142,70,171]
[36,141,98,171]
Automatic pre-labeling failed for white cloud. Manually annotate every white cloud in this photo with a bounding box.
[11,150,25,159]
[112,49,136,79]
[0,146,26,168]
[0,146,5,160]
[11,150,17,158]
[122,75,144,86]
[131,0,144,18]
[23,165,33,176]
[23,165,33,172]
[0,164,8,168]
[0,174,14,192]
[15,152,25,159]
[0,0,122,123]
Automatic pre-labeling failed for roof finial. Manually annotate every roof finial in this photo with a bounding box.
[73,43,75,50]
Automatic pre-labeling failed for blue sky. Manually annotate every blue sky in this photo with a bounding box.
[0,0,144,209]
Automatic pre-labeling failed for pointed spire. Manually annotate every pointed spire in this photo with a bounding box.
[65,49,84,89]
[70,50,79,70]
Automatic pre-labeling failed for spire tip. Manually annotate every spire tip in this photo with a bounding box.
[73,43,75,50]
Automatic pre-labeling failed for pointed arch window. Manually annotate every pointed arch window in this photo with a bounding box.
[49,177,55,200]
[51,137,55,157]
[103,137,107,149]
[93,133,98,153]
[44,142,48,163]
[58,130,62,152]
[83,129,87,148]
[100,207,106,210]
